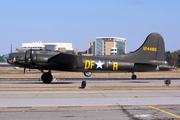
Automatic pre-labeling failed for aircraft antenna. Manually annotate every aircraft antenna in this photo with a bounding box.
[11,44,12,53]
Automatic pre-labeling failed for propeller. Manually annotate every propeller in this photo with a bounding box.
[24,48,33,74]
[29,49,33,71]
[24,67,26,74]
[24,50,27,74]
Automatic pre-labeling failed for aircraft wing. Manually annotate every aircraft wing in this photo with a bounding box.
[47,53,78,66]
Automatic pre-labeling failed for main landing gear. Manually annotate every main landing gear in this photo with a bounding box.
[131,72,137,80]
[40,70,53,83]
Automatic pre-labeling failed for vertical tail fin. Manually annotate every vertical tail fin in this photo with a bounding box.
[130,33,166,61]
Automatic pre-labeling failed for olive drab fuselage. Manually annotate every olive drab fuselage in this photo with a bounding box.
[6,33,173,81]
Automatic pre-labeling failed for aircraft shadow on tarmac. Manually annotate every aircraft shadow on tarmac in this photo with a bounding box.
[19,81,149,84]
[14,82,75,84]
[121,81,149,83]
[1,77,180,81]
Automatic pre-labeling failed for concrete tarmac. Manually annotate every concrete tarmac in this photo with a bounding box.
[1,69,180,119]
[0,90,180,119]
[0,77,180,119]
[0,79,180,87]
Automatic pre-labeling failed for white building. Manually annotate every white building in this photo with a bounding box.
[16,41,78,54]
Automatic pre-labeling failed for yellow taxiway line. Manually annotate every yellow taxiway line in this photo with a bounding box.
[1,105,180,118]
[149,106,180,118]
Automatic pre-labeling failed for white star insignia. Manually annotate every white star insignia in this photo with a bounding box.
[96,60,104,69]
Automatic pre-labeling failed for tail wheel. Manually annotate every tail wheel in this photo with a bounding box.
[41,72,53,83]
[132,75,137,80]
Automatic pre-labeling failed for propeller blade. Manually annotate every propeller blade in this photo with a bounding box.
[24,67,26,74]
[25,51,27,64]
[30,48,32,59]
[29,48,33,70]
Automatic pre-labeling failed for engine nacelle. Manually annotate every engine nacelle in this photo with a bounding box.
[32,54,51,65]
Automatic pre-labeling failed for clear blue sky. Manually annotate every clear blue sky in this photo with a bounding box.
[0,0,180,55]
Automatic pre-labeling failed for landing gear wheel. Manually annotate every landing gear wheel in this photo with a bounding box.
[81,80,86,88]
[41,72,53,83]
[84,71,92,77]
[132,75,137,80]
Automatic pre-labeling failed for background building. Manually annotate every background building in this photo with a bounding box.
[87,37,126,56]
[0,56,10,67]
[87,41,95,55]
[16,41,78,54]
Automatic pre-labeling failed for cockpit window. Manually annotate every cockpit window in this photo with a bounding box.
[26,50,40,54]
[34,51,40,53]
[20,56,23,60]
[16,56,19,60]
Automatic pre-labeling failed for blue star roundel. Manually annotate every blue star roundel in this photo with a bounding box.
[94,60,105,69]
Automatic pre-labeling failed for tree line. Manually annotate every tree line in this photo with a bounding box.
[166,50,180,68]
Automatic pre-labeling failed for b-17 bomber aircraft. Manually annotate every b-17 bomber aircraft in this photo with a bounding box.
[5,33,172,88]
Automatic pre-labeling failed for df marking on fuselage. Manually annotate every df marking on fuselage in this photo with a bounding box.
[84,60,119,71]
